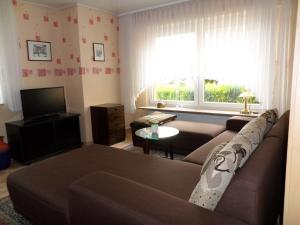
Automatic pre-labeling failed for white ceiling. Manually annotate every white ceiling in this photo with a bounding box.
[24,0,187,15]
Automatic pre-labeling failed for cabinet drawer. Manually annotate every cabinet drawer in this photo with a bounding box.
[107,106,123,112]
[108,113,124,122]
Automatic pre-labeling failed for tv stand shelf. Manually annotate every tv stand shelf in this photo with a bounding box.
[6,113,81,164]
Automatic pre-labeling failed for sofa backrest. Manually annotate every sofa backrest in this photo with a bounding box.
[265,110,290,151]
[215,111,289,225]
[226,116,254,132]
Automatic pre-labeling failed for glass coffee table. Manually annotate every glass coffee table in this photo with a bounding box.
[135,126,179,160]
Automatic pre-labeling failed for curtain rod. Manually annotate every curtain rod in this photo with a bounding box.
[118,0,192,17]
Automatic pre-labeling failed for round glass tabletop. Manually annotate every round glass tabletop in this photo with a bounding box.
[135,126,179,141]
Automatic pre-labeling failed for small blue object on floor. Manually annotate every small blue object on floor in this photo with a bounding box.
[0,136,10,170]
[0,151,10,170]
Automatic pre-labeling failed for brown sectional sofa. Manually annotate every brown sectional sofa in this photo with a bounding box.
[7,111,289,225]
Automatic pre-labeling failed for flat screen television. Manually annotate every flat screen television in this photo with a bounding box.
[21,87,66,120]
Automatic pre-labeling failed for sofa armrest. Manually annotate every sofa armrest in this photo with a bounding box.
[68,172,246,225]
[226,116,253,132]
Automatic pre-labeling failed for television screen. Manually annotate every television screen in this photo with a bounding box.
[21,87,66,120]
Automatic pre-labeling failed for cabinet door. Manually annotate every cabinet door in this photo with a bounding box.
[54,117,81,150]
[107,106,125,145]
[21,123,55,162]
[91,107,108,144]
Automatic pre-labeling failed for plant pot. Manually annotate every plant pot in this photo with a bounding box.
[0,136,10,170]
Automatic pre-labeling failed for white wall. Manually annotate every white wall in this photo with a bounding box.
[283,0,300,223]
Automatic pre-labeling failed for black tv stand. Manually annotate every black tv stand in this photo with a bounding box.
[6,113,82,164]
[24,114,61,124]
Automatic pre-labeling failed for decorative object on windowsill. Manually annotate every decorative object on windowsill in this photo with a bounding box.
[0,136,10,170]
[157,102,166,108]
[239,90,254,114]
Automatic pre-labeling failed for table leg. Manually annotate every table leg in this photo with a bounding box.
[169,140,174,160]
[142,139,150,155]
[165,149,168,158]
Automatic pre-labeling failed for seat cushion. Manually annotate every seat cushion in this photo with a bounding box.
[165,120,225,137]
[161,120,226,153]
[8,145,201,225]
[183,131,237,165]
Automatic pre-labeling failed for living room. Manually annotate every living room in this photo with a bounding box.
[0,0,300,224]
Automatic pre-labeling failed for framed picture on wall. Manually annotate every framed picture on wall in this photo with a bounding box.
[27,40,52,61]
[93,43,105,61]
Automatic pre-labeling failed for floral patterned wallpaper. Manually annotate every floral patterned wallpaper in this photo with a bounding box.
[11,0,121,142]
[12,0,120,85]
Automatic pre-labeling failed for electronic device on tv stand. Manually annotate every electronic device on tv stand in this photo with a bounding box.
[20,87,67,122]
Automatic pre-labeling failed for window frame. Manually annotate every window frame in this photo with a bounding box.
[148,27,264,112]
[150,77,263,111]
[150,80,199,108]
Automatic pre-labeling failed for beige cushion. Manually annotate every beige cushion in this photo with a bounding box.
[165,120,225,137]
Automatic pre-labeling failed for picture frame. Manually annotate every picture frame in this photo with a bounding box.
[26,40,52,61]
[93,43,105,61]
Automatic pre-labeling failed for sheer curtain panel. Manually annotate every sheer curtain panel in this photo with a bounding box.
[0,0,22,112]
[119,0,296,114]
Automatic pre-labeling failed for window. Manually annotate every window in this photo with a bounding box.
[151,33,197,105]
[151,25,261,109]
[202,28,260,105]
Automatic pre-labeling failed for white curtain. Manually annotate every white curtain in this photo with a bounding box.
[119,0,296,114]
[0,0,22,112]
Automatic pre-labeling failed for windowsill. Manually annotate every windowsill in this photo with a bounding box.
[138,106,259,117]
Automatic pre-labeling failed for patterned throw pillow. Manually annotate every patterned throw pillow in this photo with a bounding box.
[189,142,237,210]
[200,142,229,177]
[233,116,267,168]
[189,115,267,210]
[189,142,229,210]
[260,109,278,134]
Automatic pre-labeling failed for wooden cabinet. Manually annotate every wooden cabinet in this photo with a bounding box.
[5,113,81,164]
[90,104,125,145]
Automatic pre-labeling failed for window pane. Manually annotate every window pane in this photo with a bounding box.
[204,79,259,104]
[202,25,262,105]
[151,33,197,83]
[154,78,195,102]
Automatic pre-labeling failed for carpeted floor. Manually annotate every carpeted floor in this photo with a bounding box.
[0,146,186,225]
[0,197,31,225]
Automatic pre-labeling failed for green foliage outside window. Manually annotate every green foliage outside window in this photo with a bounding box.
[154,81,195,101]
[204,80,259,103]
[154,79,259,103]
